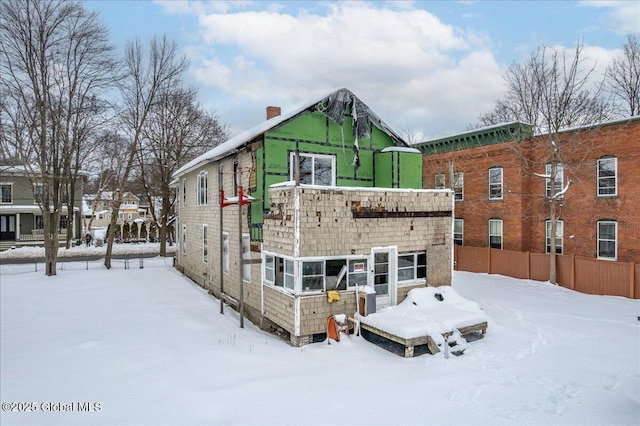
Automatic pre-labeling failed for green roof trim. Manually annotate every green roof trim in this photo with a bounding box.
[414,122,534,155]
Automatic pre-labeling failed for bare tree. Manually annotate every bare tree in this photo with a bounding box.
[0,0,114,274]
[476,41,615,283]
[104,36,189,269]
[606,33,640,117]
[138,85,226,256]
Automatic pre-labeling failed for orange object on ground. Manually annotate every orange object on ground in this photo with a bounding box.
[327,316,340,343]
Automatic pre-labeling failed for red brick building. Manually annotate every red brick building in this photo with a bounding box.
[416,117,640,263]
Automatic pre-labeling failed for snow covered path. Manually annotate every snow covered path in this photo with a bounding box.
[1,260,638,425]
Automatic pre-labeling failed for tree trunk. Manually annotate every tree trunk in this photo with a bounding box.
[104,191,122,269]
[549,199,557,284]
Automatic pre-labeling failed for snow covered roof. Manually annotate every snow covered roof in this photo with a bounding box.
[173,88,408,179]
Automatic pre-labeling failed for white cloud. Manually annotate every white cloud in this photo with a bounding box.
[578,1,640,34]
[183,2,504,139]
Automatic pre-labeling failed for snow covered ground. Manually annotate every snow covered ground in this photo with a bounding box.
[0,242,176,260]
[1,255,638,425]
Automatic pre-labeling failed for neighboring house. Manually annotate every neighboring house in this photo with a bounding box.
[416,117,640,263]
[0,166,83,250]
[84,191,154,237]
[173,88,454,346]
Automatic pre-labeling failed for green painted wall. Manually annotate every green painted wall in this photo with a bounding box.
[248,110,423,237]
[374,151,423,189]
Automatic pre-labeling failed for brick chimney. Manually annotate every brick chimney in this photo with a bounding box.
[266,106,281,120]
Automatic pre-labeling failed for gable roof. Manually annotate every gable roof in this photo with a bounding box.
[173,88,408,179]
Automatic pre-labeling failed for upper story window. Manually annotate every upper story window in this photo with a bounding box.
[597,157,617,197]
[454,218,464,246]
[545,219,563,254]
[488,218,503,249]
[33,183,44,204]
[435,173,446,189]
[453,172,464,201]
[289,152,335,186]
[488,167,503,200]
[197,171,208,206]
[545,163,564,199]
[0,183,13,204]
[597,220,617,260]
[181,178,187,207]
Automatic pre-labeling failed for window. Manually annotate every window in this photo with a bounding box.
[202,224,208,263]
[273,258,295,291]
[197,171,208,206]
[33,183,44,204]
[302,261,324,291]
[597,220,617,260]
[59,215,68,230]
[597,157,617,197]
[222,232,229,273]
[454,219,463,246]
[181,224,187,254]
[1,183,13,204]
[545,220,563,254]
[218,165,224,192]
[181,179,187,206]
[435,174,445,189]
[290,152,335,186]
[488,219,503,249]
[127,213,132,220]
[545,163,564,198]
[453,172,463,201]
[242,233,251,281]
[232,160,239,197]
[35,215,44,230]
[264,255,275,283]
[397,252,427,282]
[488,167,503,200]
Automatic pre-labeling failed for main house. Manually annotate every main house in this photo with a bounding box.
[0,166,84,250]
[415,116,640,263]
[173,88,454,346]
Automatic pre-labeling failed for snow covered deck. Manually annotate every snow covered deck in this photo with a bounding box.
[357,286,489,357]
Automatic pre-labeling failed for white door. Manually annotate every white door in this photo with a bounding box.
[371,247,397,309]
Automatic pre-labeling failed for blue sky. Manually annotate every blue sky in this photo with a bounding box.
[85,0,639,141]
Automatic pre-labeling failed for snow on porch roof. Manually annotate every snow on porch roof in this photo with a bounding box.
[173,88,408,179]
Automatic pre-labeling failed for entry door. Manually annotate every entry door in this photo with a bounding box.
[0,215,16,240]
[372,247,397,309]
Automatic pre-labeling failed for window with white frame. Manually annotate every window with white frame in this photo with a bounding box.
[545,163,564,198]
[488,219,503,249]
[454,172,463,201]
[397,252,426,282]
[488,167,503,200]
[545,220,563,254]
[33,183,44,204]
[273,257,295,291]
[454,218,463,246]
[264,255,275,283]
[597,157,617,197]
[1,183,13,204]
[202,224,208,262]
[197,171,208,206]
[222,232,229,274]
[35,215,44,230]
[181,178,187,206]
[242,233,251,281]
[597,220,617,260]
[59,215,68,230]
[289,152,335,186]
[435,174,445,189]
[302,261,324,291]
[181,224,187,254]
[218,165,224,192]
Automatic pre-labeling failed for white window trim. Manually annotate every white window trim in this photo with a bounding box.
[289,152,336,186]
[597,157,617,197]
[197,171,208,206]
[435,173,445,190]
[181,224,187,254]
[454,172,464,202]
[222,232,230,274]
[597,220,617,261]
[0,183,13,204]
[202,224,208,263]
[488,167,503,200]
[545,219,564,254]
[454,218,464,246]
[242,233,251,282]
[545,163,564,199]
[397,252,427,283]
[181,178,187,207]
[33,183,44,204]
[488,218,503,250]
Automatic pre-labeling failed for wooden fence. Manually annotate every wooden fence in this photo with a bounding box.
[454,246,638,299]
